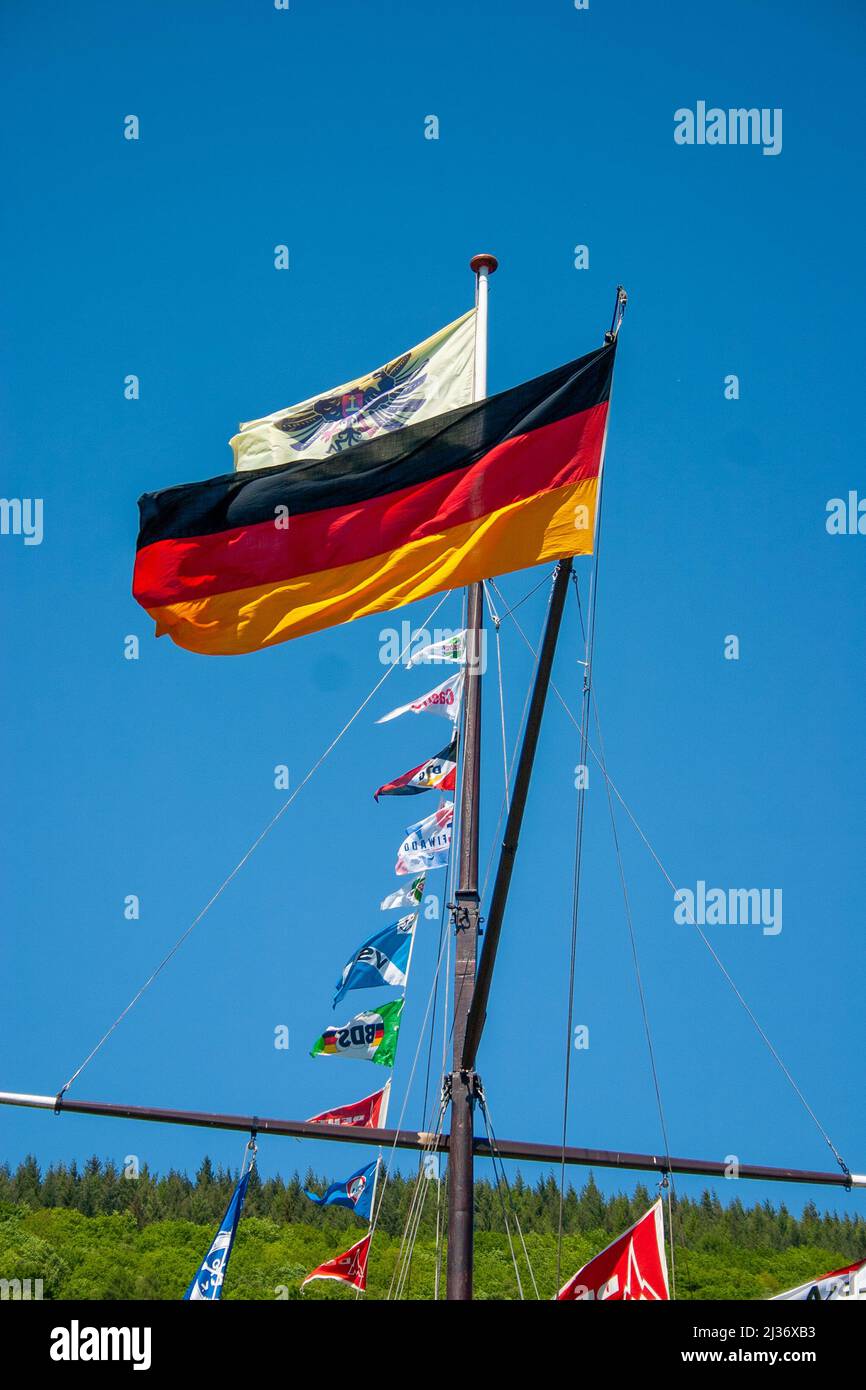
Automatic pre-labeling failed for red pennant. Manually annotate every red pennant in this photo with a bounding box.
[307,1084,388,1129]
[557,1200,669,1301]
[302,1233,371,1292]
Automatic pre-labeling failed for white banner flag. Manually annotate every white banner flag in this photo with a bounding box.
[377,671,463,725]
[408,629,466,665]
[395,804,454,875]
[380,875,426,912]
[231,311,476,472]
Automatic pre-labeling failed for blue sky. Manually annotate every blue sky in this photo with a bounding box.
[1,0,864,1226]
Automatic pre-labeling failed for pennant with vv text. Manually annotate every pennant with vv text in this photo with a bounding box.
[333,915,416,1007]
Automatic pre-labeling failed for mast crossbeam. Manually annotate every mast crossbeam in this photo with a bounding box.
[0,1091,858,1189]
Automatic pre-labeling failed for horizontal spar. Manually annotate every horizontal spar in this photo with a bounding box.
[0,1090,861,1189]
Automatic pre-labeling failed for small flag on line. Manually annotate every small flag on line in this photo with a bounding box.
[302,1232,372,1293]
[374,737,457,801]
[408,629,466,665]
[557,1200,670,1302]
[307,1082,391,1129]
[380,876,425,912]
[396,803,453,875]
[377,671,463,725]
[183,1169,251,1301]
[334,915,416,1006]
[311,999,404,1066]
[304,1159,379,1221]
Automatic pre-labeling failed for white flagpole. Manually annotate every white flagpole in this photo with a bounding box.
[469,253,498,400]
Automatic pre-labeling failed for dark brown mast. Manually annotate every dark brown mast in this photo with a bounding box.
[445,580,483,1300]
[445,253,496,1300]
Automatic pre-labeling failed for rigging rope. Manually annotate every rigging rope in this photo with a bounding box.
[57,591,453,1101]
[482,580,511,811]
[477,594,544,906]
[663,1176,677,1300]
[491,587,852,1182]
[478,1088,540,1300]
[386,1101,448,1299]
[550,425,611,1289]
[367,880,457,1286]
[572,576,677,1198]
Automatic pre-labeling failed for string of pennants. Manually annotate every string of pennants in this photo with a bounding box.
[178,622,863,1301]
[181,633,467,1298]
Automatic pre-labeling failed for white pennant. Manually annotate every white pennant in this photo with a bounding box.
[377,670,464,725]
[408,629,466,666]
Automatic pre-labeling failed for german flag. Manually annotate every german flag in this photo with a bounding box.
[133,340,615,655]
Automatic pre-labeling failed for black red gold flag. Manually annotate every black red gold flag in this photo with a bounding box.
[133,341,615,655]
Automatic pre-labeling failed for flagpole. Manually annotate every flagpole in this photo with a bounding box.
[446,252,498,1302]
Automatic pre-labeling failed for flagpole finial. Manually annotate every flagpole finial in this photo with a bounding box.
[469,253,498,275]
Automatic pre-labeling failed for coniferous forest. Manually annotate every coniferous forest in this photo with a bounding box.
[0,1156,862,1300]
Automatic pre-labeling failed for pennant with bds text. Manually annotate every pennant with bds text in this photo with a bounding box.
[183,1169,251,1301]
[557,1200,670,1302]
[374,737,457,800]
[302,1232,372,1293]
[307,1081,391,1129]
[311,998,404,1066]
[380,875,426,912]
[396,803,453,875]
[377,671,463,725]
[231,310,476,471]
[333,915,417,1007]
[304,1159,379,1221]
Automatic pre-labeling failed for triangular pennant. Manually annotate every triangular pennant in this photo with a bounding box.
[307,1082,391,1129]
[301,1232,372,1293]
[374,738,457,801]
[557,1200,669,1301]
[376,671,464,725]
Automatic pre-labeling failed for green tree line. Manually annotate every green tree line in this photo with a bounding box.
[0,1156,862,1300]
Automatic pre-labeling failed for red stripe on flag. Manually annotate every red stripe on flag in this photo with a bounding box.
[133,403,607,608]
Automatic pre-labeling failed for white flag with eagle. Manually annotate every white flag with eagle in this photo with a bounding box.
[231,310,476,472]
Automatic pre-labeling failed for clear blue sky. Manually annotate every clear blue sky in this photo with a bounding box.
[2,0,864,1224]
